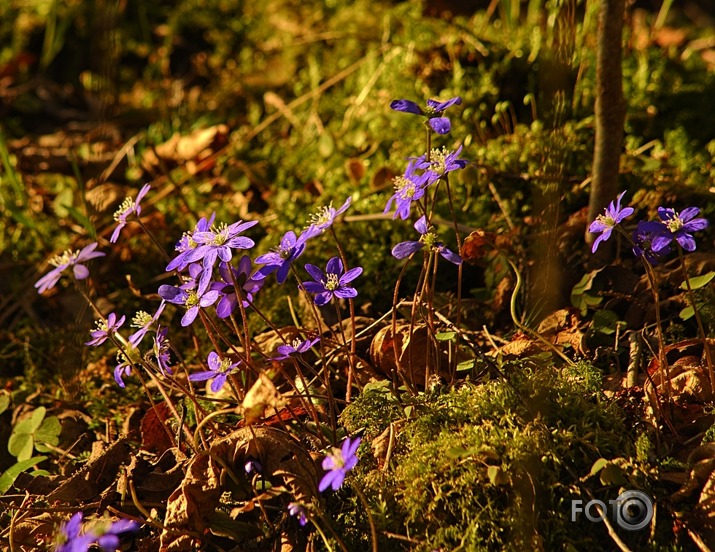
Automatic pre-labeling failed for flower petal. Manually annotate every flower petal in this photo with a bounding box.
[428,117,451,134]
[392,241,423,259]
[427,96,462,111]
[340,266,363,284]
[390,99,423,115]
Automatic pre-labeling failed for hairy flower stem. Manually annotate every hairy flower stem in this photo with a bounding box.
[676,245,714,389]
[443,176,464,380]
[640,259,675,421]
[290,264,338,435]
[329,227,358,402]
[136,219,172,262]
[351,483,379,552]
[390,259,417,397]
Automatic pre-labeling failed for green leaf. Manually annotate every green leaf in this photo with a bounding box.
[34,416,61,452]
[680,271,715,291]
[0,391,10,415]
[435,331,456,341]
[0,457,47,495]
[8,432,34,462]
[8,407,48,461]
[487,465,510,485]
[599,463,626,486]
[456,359,475,372]
[570,271,603,315]
[590,458,609,476]
[679,305,695,320]
[591,310,625,335]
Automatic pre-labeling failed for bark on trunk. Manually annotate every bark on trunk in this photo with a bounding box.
[587,0,627,245]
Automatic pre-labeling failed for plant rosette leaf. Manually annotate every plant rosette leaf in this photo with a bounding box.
[34,416,61,453]
[680,271,715,291]
[8,407,61,460]
[0,391,10,415]
[8,407,47,461]
[0,456,47,495]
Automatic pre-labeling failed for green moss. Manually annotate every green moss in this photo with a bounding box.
[340,362,663,550]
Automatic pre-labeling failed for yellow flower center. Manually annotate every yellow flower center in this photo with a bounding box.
[323,273,340,291]
[132,311,152,328]
[113,197,135,220]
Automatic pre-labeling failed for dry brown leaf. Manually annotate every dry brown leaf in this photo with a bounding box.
[241,372,285,425]
[46,438,131,504]
[370,323,449,387]
[142,124,228,174]
[161,427,320,550]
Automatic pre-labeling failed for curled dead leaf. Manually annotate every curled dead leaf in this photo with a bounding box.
[241,372,285,425]
[161,426,320,550]
[370,323,449,388]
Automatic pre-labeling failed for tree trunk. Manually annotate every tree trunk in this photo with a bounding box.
[587,0,627,245]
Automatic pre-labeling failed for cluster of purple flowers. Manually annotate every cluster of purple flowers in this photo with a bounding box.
[158,199,362,327]
[589,192,710,262]
[384,146,467,221]
[54,512,139,552]
[386,95,465,264]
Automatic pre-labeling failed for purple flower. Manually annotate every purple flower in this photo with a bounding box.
[54,512,139,552]
[85,312,125,347]
[302,197,352,240]
[588,191,635,253]
[184,219,258,295]
[152,326,172,375]
[318,436,361,492]
[213,256,264,318]
[95,518,141,551]
[166,214,216,273]
[245,459,262,474]
[158,282,219,326]
[254,230,308,283]
[632,220,671,265]
[287,502,308,526]
[383,158,433,220]
[652,206,709,252]
[271,335,320,361]
[114,346,140,388]
[413,145,468,177]
[35,243,105,293]
[55,512,94,552]
[302,257,362,306]
[189,351,240,393]
[128,302,166,346]
[390,96,462,134]
[110,183,151,243]
[391,216,462,265]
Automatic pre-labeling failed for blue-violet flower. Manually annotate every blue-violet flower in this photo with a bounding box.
[287,502,308,526]
[318,436,361,492]
[390,97,462,134]
[632,220,671,265]
[588,191,634,253]
[255,230,308,283]
[86,312,125,347]
[652,206,709,252]
[189,351,240,393]
[35,243,105,293]
[128,302,166,346]
[302,257,362,306]
[391,216,462,265]
[271,335,320,361]
[302,197,352,240]
[110,183,150,243]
